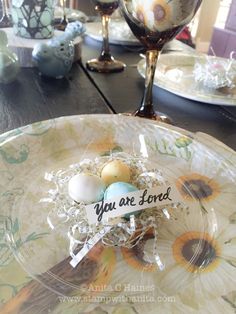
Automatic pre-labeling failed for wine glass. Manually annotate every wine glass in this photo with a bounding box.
[119,0,202,122]
[55,0,68,31]
[0,0,12,28]
[86,0,126,73]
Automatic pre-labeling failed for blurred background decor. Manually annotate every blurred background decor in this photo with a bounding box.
[0,0,233,57]
[66,0,236,59]
[54,0,69,31]
[11,0,54,39]
[0,0,12,27]
[209,0,236,58]
[32,21,85,78]
[0,29,19,84]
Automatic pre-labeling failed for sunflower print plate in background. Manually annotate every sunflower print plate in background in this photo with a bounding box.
[137,53,236,106]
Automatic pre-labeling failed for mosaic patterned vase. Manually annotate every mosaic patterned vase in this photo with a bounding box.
[11,0,54,39]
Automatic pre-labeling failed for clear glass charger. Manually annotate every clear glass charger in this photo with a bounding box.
[137,52,236,106]
[1,115,236,312]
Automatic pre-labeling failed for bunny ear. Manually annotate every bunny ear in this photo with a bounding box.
[0,30,8,48]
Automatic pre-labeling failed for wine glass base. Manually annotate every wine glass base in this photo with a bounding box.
[122,111,173,124]
[54,16,68,31]
[0,15,12,28]
[86,58,126,73]
[54,23,68,31]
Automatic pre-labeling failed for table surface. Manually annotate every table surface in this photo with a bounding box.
[1,33,236,150]
[1,19,236,314]
[82,36,236,150]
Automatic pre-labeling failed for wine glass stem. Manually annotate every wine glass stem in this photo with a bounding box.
[1,0,8,16]
[135,50,160,118]
[62,0,66,19]
[99,14,112,62]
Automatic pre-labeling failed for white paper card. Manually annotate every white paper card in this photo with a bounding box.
[85,185,183,224]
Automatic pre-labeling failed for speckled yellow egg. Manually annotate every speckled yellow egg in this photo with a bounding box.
[101,160,131,186]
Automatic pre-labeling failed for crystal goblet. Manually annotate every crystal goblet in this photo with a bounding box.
[0,0,12,28]
[86,0,126,73]
[119,0,202,122]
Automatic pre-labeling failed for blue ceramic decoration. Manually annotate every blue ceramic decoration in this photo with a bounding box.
[64,21,86,39]
[32,38,74,79]
[0,30,19,84]
[11,0,54,39]
[32,21,85,79]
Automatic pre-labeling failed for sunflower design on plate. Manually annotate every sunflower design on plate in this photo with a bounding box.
[102,295,198,314]
[109,229,165,298]
[111,204,236,311]
[120,228,158,273]
[156,208,236,306]
[87,244,117,295]
[173,149,236,218]
[58,243,117,298]
[133,295,235,314]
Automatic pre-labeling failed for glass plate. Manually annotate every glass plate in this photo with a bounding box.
[1,115,236,312]
[54,7,88,23]
[85,20,141,46]
[137,53,236,106]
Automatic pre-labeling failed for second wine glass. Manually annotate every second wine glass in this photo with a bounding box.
[0,0,12,28]
[55,0,68,31]
[119,0,202,123]
[86,0,126,73]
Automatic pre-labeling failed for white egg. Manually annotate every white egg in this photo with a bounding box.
[68,173,105,204]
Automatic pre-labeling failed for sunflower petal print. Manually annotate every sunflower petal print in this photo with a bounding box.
[80,296,234,314]
[156,208,236,304]
[133,295,202,314]
[172,148,236,218]
[111,295,197,314]
[111,207,236,311]
[87,245,117,294]
[193,297,235,314]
